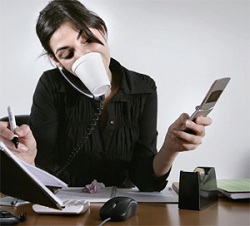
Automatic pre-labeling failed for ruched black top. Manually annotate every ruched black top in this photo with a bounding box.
[30,58,170,191]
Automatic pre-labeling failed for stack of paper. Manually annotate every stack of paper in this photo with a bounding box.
[217,179,250,200]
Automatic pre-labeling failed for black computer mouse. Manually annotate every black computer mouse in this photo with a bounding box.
[99,196,138,222]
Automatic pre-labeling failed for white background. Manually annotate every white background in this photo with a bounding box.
[0,0,249,184]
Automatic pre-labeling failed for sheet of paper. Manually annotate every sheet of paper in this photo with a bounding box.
[116,187,178,203]
[24,162,68,188]
[0,196,29,207]
[56,187,115,202]
[56,186,178,203]
[0,141,67,188]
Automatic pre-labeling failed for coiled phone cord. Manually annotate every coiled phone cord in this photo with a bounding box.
[54,100,103,177]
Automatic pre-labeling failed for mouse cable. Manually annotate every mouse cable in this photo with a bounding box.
[98,217,111,226]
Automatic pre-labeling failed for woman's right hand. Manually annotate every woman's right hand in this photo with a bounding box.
[0,121,37,165]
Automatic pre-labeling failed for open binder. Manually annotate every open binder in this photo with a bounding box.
[0,141,67,209]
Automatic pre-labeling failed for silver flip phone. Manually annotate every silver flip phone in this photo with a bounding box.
[181,77,231,132]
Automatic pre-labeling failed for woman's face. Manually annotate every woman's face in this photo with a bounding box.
[49,22,111,75]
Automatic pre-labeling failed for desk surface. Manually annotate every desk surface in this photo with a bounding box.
[1,198,249,226]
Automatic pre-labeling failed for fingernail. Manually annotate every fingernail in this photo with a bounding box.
[186,120,192,126]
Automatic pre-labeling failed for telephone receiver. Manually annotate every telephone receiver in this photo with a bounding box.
[58,67,105,101]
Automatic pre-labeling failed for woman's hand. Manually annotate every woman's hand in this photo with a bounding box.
[153,113,212,177]
[164,113,212,153]
[0,121,37,165]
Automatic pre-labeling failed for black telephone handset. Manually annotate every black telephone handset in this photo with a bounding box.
[180,77,231,132]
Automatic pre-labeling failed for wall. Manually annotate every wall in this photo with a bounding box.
[0,0,249,184]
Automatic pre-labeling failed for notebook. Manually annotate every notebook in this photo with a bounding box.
[217,179,250,200]
[0,141,67,209]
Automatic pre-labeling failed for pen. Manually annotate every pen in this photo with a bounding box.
[7,106,19,148]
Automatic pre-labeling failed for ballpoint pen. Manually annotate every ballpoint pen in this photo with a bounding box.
[7,106,19,148]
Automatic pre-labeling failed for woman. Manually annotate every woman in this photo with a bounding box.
[0,0,211,191]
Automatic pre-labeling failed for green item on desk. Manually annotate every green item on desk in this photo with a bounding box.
[217,179,250,193]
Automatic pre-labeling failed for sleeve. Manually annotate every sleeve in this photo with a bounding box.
[129,89,170,192]
[29,71,62,173]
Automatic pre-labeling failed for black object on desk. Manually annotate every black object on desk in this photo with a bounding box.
[0,208,20,225]
[99,196,138,222]
[178,167,218,210]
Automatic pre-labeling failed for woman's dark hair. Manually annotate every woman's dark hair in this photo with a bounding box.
[36,0,107,57]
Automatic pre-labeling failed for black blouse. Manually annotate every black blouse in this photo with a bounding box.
[30,58,169,191]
